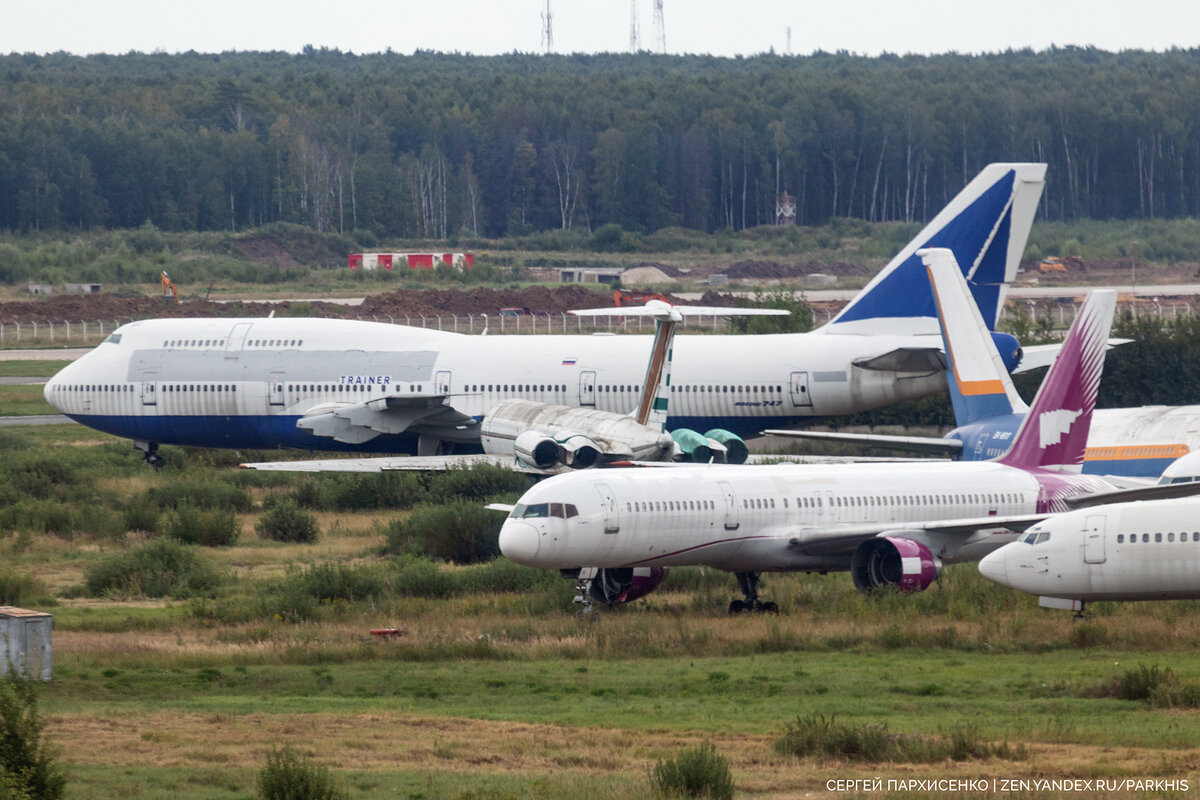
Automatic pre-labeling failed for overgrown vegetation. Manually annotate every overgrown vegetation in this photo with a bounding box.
[773,713,1026,763]
[0,675,65,800]
[383,501,503,564]
[255,500,319,543]
[81,539,224,599]
[649,741,734,800]
[256,746,347,800]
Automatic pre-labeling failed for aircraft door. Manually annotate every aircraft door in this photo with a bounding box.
[268,371,285,406]
[225,323,252,356]
[434,370,452,395]
[719,481,739,530]
[579,370,597,407]
[595,482,620,533]
[140,378,157,407]
[1083,514,1107,564]
[789,371,812,407]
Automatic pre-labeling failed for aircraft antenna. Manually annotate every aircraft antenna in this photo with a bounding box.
[652,1,665,53]
[629,0,641,52]
[540,0,554,54]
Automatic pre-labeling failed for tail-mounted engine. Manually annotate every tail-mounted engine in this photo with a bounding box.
[850,536,942,594]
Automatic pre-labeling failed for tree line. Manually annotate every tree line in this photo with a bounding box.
[2,47,1199,238]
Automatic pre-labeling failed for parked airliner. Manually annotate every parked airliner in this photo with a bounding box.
[44,163,1044,463]
[979,497,1200,614]
[496,252,1120,610]
[768,293,1192,479]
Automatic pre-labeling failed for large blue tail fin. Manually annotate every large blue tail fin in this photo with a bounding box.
[823,163,1045,337]
[923,248,1028,425]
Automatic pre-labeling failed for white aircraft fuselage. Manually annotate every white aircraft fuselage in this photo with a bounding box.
[44,316,951,453]
[499,461,1112,575]
[979,498,1200,602]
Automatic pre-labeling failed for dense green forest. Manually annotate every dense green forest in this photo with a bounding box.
[2,48,1200,238]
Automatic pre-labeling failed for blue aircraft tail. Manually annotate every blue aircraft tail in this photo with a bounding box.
[822,163,1045,338]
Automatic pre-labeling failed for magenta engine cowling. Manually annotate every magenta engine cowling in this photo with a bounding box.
[850,537,941,594]
[588,567,669,605]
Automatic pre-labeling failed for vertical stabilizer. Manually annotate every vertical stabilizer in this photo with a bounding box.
[824,163,1046,337]
[923,248,1029,425]
[998,289,1117,470]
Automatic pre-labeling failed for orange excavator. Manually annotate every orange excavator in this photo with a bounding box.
[161,271,179,303]
[613,288,669,307]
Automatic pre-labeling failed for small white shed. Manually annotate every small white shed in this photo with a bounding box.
[0,607,53,681]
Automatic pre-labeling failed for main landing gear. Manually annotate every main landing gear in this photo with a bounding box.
[134,441,163,468]
[729,572,778,615]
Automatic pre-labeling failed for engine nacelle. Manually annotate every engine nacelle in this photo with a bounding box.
[671,428,714,463]
[850,536,942,594]
[512,430,560,469]
[557,434,601,469]
[703,428,748,464]
[586,567,669,605]
[990,331,1023,374]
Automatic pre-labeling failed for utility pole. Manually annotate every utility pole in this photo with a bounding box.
[629,0,641,52]
[652,0,665,53]
[541,0,553,54]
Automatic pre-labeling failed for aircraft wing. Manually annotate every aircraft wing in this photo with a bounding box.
[1016,338,1133,374]
[762,429,964,457]
[790,480,1200,558]
[241,453,548,474]
[788,513,1046,557]
[296,395,479,445]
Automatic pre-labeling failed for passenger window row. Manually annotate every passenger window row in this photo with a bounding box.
[1118,531,1200,543]
[626,500,716,512]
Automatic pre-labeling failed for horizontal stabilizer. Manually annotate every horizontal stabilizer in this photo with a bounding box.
[852,347,946,373]
[763,428,964,456]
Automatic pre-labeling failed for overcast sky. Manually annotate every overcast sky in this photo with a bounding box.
[4,0,1198,58]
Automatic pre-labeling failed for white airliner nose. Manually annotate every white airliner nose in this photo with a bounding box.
[499,521,540,565]
[977,548,1009,586]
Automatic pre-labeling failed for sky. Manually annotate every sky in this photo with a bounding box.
[3,0,1199,58]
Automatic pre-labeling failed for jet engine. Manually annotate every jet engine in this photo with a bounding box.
[850,536,942,594]
[480,399,675,470]
[990,331,1024,373]
[582,567,669,605]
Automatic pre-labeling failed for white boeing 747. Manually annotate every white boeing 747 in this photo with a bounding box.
[496,251,1122,611]
[44,163,1045,464]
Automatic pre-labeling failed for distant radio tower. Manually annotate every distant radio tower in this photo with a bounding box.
[786,26,792,55]
[652,0,666,53]
[629,0,641,52]
[541,0,554,54]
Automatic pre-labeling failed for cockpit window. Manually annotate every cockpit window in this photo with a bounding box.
[103,333,122,345]
[1022,531,1038,544]
[511,502,575,519]
[1035,532,1050,545]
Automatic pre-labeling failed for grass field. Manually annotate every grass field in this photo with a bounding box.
[4,418,1200,798]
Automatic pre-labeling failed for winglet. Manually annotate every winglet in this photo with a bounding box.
[997,288,1117,470]
[923,247,1028,425]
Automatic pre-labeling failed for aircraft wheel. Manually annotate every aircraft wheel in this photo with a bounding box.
[757,601,779,615]
[728,599,746,615]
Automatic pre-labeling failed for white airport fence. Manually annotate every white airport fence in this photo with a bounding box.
[0,300,1194,348]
